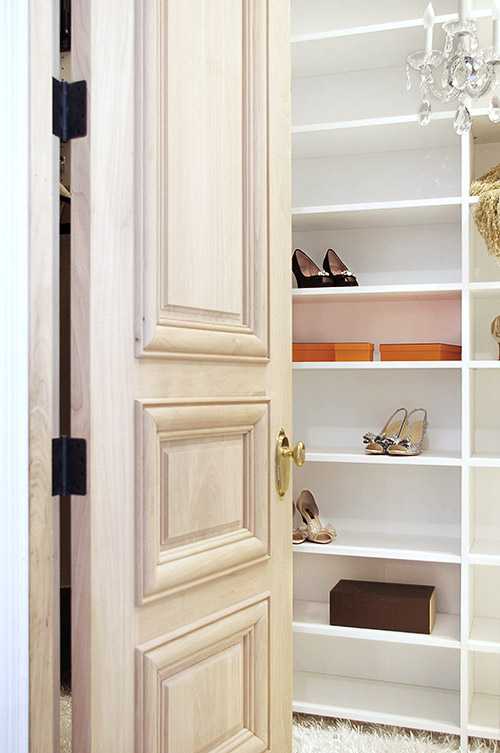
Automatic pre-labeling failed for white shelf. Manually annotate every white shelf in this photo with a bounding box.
[469,617,500,653]
[292,20,427,78]
[470,361,500,369]
[290,16,446,43]
[290,106,500,164]
[293,671,461,735]
[292,283,462,303]
[292,198,462,231]
[469,539,500,566]
[471,109,500,146]
[290,108,500,162]
[291,13,491,79]
[293,530,460,564]
[293,599,460,648]
[292,114,458,159]
[293,360,462,370]
[292,110,500,164]
[291,9,492,41]
[304,447,461,467]
[468,693,500,740]
[470,453,500,468]
[469,282,500,296]
[291,17,429,44]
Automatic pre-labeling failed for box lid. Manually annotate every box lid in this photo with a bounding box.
[293,342,335,351]
[330,579,435,600]
[334,343,374,350]
[380,343,461,351]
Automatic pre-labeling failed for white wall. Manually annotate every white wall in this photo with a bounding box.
[0,1,30,751]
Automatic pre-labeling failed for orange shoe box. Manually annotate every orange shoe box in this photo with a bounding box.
[380,343,461,361]
[293,343,374,362]
[334,343,374,361]
[293,343,336,361]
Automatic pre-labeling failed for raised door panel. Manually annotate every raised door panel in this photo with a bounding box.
[137,599,269,753]
[136,398,269,602]
[137,0,269,360]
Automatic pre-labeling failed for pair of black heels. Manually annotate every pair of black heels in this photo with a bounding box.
[292,248,358,289]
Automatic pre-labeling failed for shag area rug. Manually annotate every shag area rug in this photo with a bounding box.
[61,694,500,753]
[61,688,71,753]
[293,714,500,753]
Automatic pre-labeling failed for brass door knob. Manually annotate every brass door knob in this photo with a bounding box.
[275,428,306,500]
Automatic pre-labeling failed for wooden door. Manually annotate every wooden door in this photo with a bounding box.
[71,1,292,751]
[29,0,60,749]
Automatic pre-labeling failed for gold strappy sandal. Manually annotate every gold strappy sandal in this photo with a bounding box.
[387,408,428,456]
[363,407,408,454]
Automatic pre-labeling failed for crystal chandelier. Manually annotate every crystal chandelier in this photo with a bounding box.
[406,1,500,134]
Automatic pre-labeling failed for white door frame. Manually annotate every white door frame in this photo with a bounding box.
[0,0,30,751]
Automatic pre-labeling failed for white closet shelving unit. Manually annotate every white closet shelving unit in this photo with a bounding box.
[291,2,500,750]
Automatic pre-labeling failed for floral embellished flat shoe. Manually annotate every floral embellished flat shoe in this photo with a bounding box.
[363,408,407,454]
[296,490,336,544]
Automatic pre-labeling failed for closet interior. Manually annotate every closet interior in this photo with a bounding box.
[291,0,500,748]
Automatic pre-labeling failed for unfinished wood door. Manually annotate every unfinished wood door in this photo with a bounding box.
[29,0,60,750]
[71,1,292,751]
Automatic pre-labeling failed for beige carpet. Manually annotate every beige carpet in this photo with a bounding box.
[293,714,500,753]
[60,693,500,752]
[60,688,71,753]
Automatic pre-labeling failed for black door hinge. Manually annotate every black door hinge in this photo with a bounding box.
[52,436,87,496]
[52,78,87,143]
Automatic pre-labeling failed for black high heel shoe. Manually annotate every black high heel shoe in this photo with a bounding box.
[292,249,337,288]
[322,248,358,286]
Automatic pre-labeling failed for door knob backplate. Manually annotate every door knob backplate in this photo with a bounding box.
[275,428,306,500]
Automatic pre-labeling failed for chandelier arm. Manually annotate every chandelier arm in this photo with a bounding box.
[426,81,460,102]
[464,78,495,99]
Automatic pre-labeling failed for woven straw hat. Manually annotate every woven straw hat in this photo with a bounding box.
[491,314,500,343]
[470,163,500,263]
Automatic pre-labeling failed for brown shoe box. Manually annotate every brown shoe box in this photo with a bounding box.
[329,580,436,634]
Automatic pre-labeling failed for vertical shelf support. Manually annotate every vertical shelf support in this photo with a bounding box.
[459,128,472,753]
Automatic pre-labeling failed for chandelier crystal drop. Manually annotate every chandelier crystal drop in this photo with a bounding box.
[488,92,500,121]
[406,1,500,132]
[454,101,472,134]
[418,99,432,125]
